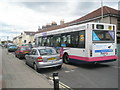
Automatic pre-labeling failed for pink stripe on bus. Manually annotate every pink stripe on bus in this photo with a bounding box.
[69,55,118,62]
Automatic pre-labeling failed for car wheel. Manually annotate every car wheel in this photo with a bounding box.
[16,54,19,58]
[25,60,28,65]
[18,55,22,59]
[15,54,17,57]
[63,54,70,64]
[33,63,40,73]
[56,65,62,69]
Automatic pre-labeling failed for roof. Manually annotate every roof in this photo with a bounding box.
[68,6,119,25]
[36,6,119,34]
[13,36,17,40]
[24,31,35,35]
[36,23,69,34]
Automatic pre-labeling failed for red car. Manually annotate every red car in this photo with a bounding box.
[15,46,31,59]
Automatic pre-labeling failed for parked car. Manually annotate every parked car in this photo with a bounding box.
[0,44,4,47]
[6,43,14,48]
[25,47,63,72]
[15,46,31,59]
[22,44,29,47]
[8,45,17,52]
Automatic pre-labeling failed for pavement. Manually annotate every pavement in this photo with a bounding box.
[1,47,53,88]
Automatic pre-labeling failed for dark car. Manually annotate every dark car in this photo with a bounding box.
[8,45,17,52]
[15,46,31,59]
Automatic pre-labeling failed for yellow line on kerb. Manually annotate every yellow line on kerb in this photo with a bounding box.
[49,77,73,90]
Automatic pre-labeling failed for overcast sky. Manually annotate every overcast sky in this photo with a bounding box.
[0,0,119,41]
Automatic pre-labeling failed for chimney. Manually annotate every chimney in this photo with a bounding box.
[42,25,46,29]
[60,19,64,25]
[51,21,57,26]
[46,23,51,28]
[38,26,41,31]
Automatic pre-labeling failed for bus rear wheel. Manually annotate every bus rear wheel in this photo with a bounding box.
[63,54,70,64]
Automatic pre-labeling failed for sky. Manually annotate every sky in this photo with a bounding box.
[0,0,119,41]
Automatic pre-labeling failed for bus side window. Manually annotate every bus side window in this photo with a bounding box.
[38,37,42,46]
[66,34,71,47]
[46,36,50,46]
[61,34,72,47]
[79,30,85,48]
[42,37,47,46]
[50,36,54,47]
[71,32,79,48]
[56,36,61,47]
[61,35,67,47]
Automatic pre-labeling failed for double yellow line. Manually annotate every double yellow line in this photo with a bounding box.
[48,77,73,90]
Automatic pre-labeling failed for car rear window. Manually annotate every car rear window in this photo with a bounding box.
[38,48,57,55]
[21,47,30,50]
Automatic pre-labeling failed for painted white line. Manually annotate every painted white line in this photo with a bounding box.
[65,71,70,73]
[48,77,73,90]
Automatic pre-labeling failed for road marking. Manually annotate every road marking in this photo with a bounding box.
[9,53,13,55]
[65,70,75,73]
[65,71,70,73]
[48,77,73,90]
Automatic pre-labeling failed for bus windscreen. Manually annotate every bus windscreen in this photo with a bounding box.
[92,30,115,42]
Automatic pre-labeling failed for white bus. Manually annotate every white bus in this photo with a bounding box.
[35,22,118,64]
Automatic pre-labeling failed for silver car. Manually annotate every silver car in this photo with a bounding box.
[25,47,63,72]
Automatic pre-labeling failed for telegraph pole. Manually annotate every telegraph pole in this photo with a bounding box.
[118,1,120,10]
[101,0,103,23]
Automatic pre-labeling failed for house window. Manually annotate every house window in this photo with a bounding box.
[24,40,26,43]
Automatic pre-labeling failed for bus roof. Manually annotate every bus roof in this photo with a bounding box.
[35,22,116,37]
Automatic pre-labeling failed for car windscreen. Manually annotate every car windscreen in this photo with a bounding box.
[38,48,57,55]
[9,45,17,48]
[92,30,115,42]
[21,47,30,51]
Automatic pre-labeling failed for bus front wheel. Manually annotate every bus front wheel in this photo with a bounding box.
[63,54,70,64]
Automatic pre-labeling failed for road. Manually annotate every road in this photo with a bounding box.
[42,44,120,88]
[41,60,118,88]
[1,45,119,89]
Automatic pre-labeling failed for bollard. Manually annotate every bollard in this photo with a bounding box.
[53,72,59,90]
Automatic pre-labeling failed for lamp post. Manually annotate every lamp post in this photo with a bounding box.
[7,36,9,44]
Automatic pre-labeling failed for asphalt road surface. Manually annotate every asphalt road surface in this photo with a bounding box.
[41,61,118,88]
[41,44,120,89]
[1,46,119,89]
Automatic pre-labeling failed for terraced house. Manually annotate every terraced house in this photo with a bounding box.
[13,31,35,46]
